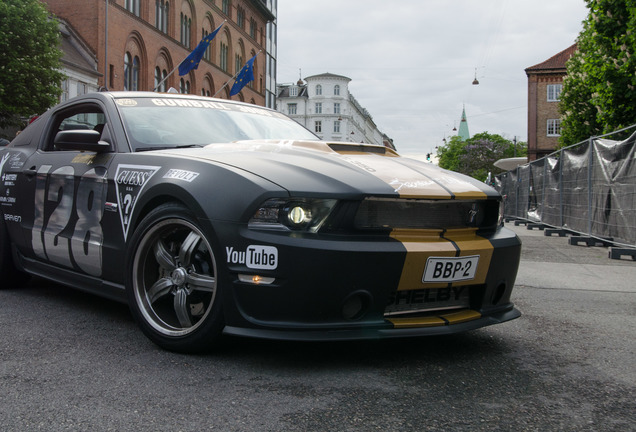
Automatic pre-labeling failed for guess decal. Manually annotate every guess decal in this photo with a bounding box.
[31,165,108,277]
[114,164,160,239]
[226,245,278,270]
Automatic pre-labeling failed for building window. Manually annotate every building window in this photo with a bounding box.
[181,13,192,48]
[315,121,322,133]
[334,103,340,114]
[315,102,322,114]
[334,120,341,133]
[202,88,210,97]
[288,103,297,115]
[180,78,190,94]
[124,52,139,91]
[125,0,140,16]
[222,0,230,16]
[237,7,245,29]
[547,119,561,136]
[220,42,228,72]
[289,86,298,96]
[60,79,69,102]
[316,84,322,96]
[249,19,256,39]
[154,67,168,92]
[235,53,243,77]
[202,29,211,61]
[547,84,562,102]
[334,85,340,96]
[155,1,169,32]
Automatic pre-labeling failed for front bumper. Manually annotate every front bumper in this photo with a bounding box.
[213,222,522,341]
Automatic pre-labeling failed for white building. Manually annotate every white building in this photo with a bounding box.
[276,73,393,148]
[58,19,100,102]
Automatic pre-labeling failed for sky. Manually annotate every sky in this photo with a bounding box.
[276,0,589,156]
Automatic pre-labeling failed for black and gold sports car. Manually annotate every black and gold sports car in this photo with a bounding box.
[0,92,521,352]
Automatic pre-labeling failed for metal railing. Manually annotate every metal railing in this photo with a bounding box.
[495,125,636,249]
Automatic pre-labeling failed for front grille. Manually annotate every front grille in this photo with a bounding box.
[384,286,471,317]
[354,197,500,231]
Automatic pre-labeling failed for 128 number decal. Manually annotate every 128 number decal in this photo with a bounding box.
[32,165,107,276]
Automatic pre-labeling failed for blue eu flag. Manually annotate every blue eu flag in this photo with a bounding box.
[229,54,258,96]
[178,22,224,76]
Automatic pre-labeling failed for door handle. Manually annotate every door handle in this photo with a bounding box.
[24,167,37,178]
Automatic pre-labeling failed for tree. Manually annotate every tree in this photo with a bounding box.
[559,0,636,146]
[437,132,526,181]
[0,0,64,128]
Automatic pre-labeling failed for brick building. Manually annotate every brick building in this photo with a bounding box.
[42,0,275,106]
[525,44,577,161]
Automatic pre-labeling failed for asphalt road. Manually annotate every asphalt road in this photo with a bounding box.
[1,222,635,431]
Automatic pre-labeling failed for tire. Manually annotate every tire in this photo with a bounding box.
[0,215,30,288]
[125,203,223,353]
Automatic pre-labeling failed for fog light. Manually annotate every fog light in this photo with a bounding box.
[492,282,506,304]
[238,274,275,285]
[341,291,371,321]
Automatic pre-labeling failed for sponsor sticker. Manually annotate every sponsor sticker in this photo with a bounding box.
[226,245,278,270]
[163,169,200,182]
[3,213,21,223]
[114,164,161,239]
[116,99,138,107]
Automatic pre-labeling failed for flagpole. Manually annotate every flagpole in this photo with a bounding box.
[213,50,261,98]
[153,20,226,92]
[153,65,180,92]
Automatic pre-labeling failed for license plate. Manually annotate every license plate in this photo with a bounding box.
[422,256,479,283]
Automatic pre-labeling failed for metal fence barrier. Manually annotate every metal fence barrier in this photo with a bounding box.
[495,125,636,259]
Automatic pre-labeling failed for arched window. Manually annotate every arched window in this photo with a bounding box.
[124,52,140,91]
[235,53,243,77]
[220,42,228,72]
[316,84,322,96]
[222,0,230,16]
[334,85,340,96]
[126,0,140,16]
[181,13,191,48]
[237,7,245,29]
[155,1,169,33]
[154,67,168,92]
[180,78,190,94]
[249,19,256,39]
[202,29,210,61]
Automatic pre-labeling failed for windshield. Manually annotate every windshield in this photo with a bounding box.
[115,97,317,151]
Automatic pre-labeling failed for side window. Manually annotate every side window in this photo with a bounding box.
[46,105,109,151]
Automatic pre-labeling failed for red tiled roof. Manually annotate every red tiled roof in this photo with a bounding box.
[525,44,578,73]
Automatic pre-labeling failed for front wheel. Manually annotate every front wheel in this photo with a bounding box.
[126,203,223,353]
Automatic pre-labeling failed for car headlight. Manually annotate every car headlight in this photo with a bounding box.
[249,198,337,232]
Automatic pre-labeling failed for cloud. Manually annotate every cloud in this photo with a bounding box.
[277,0,588,154]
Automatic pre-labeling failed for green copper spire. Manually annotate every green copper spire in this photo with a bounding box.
[458,105,470,141]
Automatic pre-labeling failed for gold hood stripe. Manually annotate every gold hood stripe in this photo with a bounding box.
[332,150,488,199]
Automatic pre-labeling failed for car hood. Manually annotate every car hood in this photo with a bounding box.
[166,140,495,199]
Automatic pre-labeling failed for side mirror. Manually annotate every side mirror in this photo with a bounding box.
[54,129,111,153]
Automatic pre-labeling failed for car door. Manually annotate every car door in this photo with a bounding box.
[20,101,117,279]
